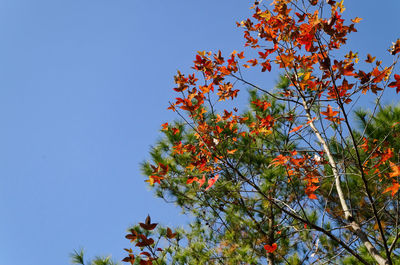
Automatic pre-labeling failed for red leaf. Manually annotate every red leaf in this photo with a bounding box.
[205,175,219,191]
[139,215,158,231]
[187,176,199,184]
[166,227,177,239]
[264,243,277,253]
[161,123,168,131]
[196,175,206,187]
[237,51,245,59]
[388,74,400,93]
[122,254,135,264]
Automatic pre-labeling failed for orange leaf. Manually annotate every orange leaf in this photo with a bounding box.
[371,67,385,83]
[389,162,400,178]
[161,123,168,131]
[279,54,294,66]
[307,193,318,200]
[146,175,164,186]
[295,12,306,22]
[227,149,237,155]
[351,17,362,23]
[272,154,288,166]
[264,243,277,253]
[205,175,219,191]
[365,54,376,63]
[306,117,317,124]
[383,181,400,197]
[187,176,199,184]
[321,105,339,122]
[196,175,206,187]
[261,60,271,72]
[237,51,245,59]
[289,125,303,133]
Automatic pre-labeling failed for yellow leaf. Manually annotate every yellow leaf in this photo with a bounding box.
[186,164,196,171]
[259,10,271,20]
[351,17,362,23]
[145,177,154,186]
[303,72,311,81]
[337,0,346,13]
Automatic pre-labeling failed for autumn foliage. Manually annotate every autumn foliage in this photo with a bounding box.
[123,0,400,264]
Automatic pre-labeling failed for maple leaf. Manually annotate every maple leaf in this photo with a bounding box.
[272,154,288,166]
[321,105,339,122]
[125,229,138,243]
[166,227,177,239]
[122,254,135,264]
[383,181,400,197]
[351,17,362,23]
[336,0,345,13]
[371,67,385,83]
[389,39,400,55]
[140,252,152,258]
[135,234,155,247]
[139,215,158,231]
[289,125,303,133]
[199,83,214,93]
[146,175,164,186]
[124,248,133,253]
[389,162,400,178]
[264,243,277,253]
[196,175,206,187]
[365,54,376,63]
[295,12,306,22]
[261,60,272,72]
[278,53,294,67]
[187,176,199,184]
[305,185,319,200]
[205,175,219,191]
[388,74,400,93]
[227,149,237,155]
[161,123,168,131]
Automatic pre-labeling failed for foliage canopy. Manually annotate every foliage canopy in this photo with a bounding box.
[77,0,400,264]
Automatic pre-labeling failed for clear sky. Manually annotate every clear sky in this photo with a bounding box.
[0,1,399,265]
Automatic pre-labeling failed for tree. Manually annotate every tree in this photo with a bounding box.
[70,248,119,265]
[121,0,400,264]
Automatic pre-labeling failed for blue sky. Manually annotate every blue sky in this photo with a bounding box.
[0,1,399,264]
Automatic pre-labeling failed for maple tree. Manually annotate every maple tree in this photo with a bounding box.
[118,0,400,264]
